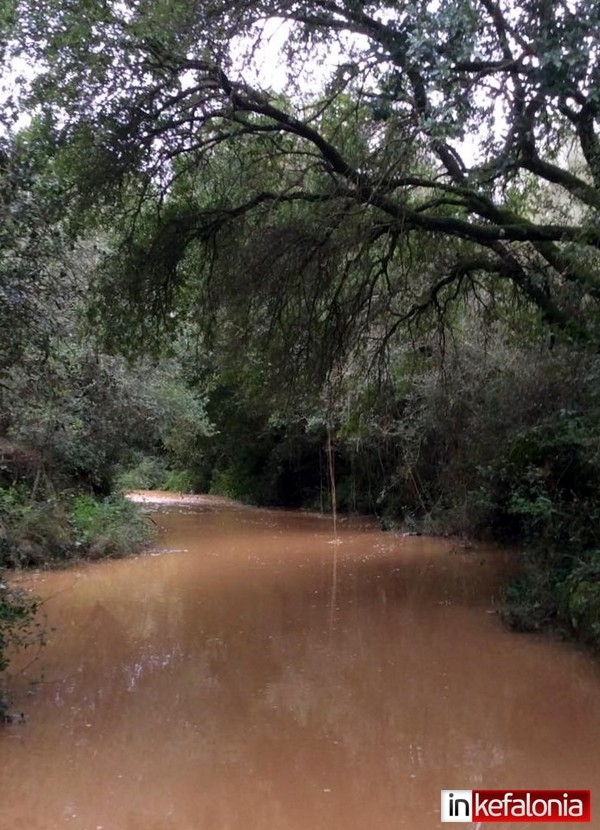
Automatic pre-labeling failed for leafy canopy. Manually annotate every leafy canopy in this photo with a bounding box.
[10,0,600,372]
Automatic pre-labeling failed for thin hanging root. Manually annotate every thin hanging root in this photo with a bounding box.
[326,425,337,540]
[326,425,339,632]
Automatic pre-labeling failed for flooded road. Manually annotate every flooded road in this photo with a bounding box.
[1,494,599,829]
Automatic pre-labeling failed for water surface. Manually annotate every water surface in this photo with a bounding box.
[1,494,599,829]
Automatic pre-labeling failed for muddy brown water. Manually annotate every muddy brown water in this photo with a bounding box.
[1,492,600,830]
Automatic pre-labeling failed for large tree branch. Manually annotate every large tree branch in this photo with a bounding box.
[520,146,600,210]
[453,58,526,75]
[559,102,600,189]
[143,59,600,260]
[382,250,569,349]
[105,40,600,341]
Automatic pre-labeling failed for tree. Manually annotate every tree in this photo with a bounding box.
[10,0,600,374]
[0,131,73,375]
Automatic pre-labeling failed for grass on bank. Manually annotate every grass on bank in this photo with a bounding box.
[0,486,154,568]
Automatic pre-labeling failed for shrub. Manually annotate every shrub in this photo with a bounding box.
[0,575,41,715]
[565,553,600,649]
[114,455,170,492]
[69,494,154,558]
[160,468,196,493]
[0,486,72,567]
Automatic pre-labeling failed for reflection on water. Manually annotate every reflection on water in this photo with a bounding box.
[1,495,599,829]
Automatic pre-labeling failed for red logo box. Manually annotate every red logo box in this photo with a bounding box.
[441,789,591,822]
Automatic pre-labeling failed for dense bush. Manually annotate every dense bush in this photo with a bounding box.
[114,454,171,492]
[69,494,154,559]
[0,579,39,674]
[0,575,41,713]
[565,554,600,647]
[0,486,154,568]
[0,486,71,567]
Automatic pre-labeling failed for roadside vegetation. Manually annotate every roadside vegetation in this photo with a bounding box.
[2,0,600,678]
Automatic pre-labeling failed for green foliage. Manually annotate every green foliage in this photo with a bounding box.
[114,455,170,491]
[69,494,153,558]
[471,407,600,549]
[0,486,71,566]
[0,577,39,677]
[2,338,212,493]
[10,0,600,369]
[0,135,72,375]
[566,554,600,649]
[150,373,213,466]
[0,484,154,567]
[500,556,563,634]
[115,455,196,493]
[160,468,195,493]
